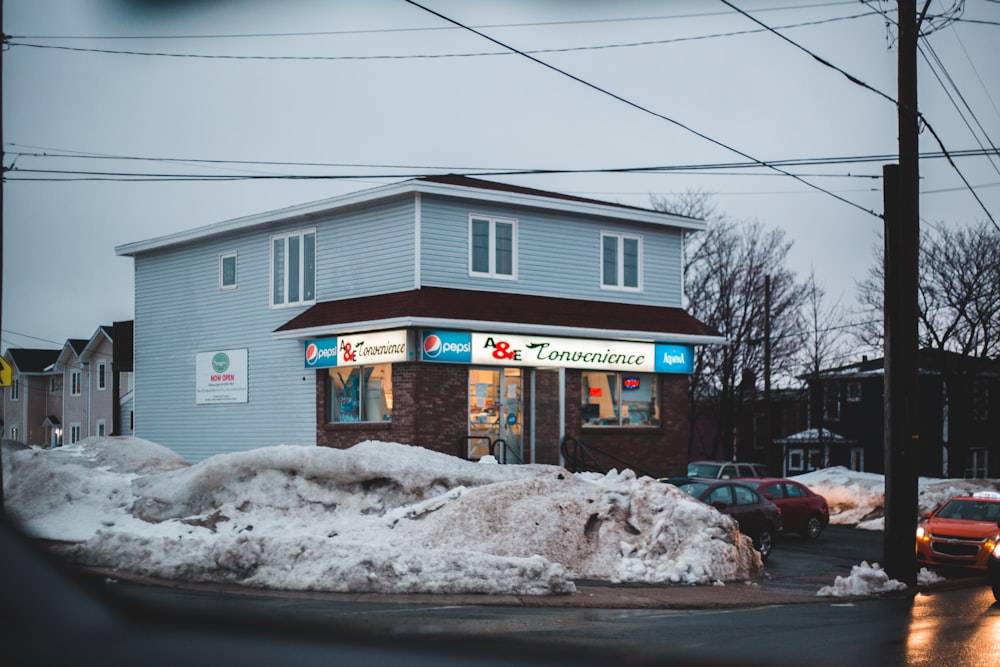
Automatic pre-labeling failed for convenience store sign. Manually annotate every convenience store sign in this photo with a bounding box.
[422,331,693,373]
[305,330,409,368]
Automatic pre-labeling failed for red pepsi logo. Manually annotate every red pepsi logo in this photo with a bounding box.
[423,334,443,358]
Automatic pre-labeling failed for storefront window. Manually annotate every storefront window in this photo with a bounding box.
[328,364,393,423]
[581,371,659,427]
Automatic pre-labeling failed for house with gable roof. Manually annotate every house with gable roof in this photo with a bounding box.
[3,323,134,447]
[116,175,725,474]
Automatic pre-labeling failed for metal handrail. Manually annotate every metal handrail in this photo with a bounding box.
[489,438,524,465]
[559,435,656,478]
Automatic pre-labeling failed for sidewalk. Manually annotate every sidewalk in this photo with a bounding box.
[83,565,938,610]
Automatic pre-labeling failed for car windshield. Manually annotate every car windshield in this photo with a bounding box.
[677,482,711,498]
[936,499,1000,522]
[687,463,722,478]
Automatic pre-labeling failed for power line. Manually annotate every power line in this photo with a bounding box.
[5,147,996,182]
[403,1,882,219]
[7,3,864,40]
[719,0,997,231]
[6,13,877,62]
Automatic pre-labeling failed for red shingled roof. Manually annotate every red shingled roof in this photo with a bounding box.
[275,287,721,341]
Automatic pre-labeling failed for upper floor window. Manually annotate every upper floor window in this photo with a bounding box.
[11,378,20,400]
[846,381,862,403]
[220,252,238,291]
[71,370,82,396]
[823,382,841,421]
[97,361,107,391]
[50,376,60,393]
[271,230,316,308]
[973,379,989,422]
[469,216,516,279]
[601,232,641,291]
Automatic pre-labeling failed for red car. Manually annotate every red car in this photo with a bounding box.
[916,491,1000,571]
[738,478,830,540]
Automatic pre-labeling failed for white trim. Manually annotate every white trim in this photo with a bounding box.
[468,214,518,280]
[96,361,107,391]
[269,228,317,309]
[413,193,422,289]
[273,315,727,346]
[116,179,705,257]
[599,231,643,292]
[219,251,238,291]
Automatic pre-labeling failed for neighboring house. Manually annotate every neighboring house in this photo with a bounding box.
[2,322,136,447]
[116,175,725,474]
[803,350,1000,478]
[54,338,90,446]
[1,348,60,446]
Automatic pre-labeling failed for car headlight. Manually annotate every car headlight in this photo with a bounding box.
[916,524,930,542]
[989,535,1000,558]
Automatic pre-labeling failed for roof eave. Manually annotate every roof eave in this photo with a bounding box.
[116,178,705,257]
[272,316,727,346]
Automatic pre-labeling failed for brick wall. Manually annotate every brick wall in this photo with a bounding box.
[562,371,689,478]
[316,362,690,477]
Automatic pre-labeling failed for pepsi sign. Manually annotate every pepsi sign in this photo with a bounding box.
[422,331,472,363]
[304,338,339,369]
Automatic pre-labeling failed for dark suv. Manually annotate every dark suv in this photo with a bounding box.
[688,460,770,480]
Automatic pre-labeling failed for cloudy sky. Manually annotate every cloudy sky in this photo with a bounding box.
[3,0,998,352]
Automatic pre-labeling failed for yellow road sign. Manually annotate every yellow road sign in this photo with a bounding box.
[0,357,12,387]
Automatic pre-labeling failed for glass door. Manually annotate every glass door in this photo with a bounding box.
[467,368,522,462]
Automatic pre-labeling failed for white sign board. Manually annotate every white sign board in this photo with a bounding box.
[470,333,655,371]
[196,348,248,404]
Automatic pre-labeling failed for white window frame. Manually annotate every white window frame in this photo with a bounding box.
[220,251,238,291]
[468,215,517,280]
[600,232,643,292]
[270,229,317,309]
[11,378,20,400]
[96,419,107,437]
[70,423,82,444]
[97,361,107,391]
[70,370,82,396]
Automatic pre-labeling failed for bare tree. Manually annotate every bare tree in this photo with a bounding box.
[855,220,1000,475]
[654,193,809,462]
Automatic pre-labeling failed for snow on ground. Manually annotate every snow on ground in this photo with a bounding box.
[2,437,758,595]
[3,439,997,598]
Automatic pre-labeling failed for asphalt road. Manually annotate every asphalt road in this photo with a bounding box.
[8,518,999,666]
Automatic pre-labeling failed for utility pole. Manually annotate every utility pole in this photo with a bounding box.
[1,3,6,514]
[883,0,922,586]
[763,275,774,472]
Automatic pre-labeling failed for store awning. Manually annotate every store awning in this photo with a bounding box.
[274,287,726,345]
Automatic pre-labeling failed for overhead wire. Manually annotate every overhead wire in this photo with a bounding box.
[718,0,998,231]
[5,145,996,182]
[399,0,879,220]
[6,12,878,62]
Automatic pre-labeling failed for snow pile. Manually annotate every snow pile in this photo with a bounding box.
[3,437,759,596]
[794,467,886,525]
[816,561,908,597]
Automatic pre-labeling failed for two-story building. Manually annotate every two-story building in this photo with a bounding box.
[2,348,61,446]
[115,175,725,474]
[803,349,999,478]
[2,323,135,447]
